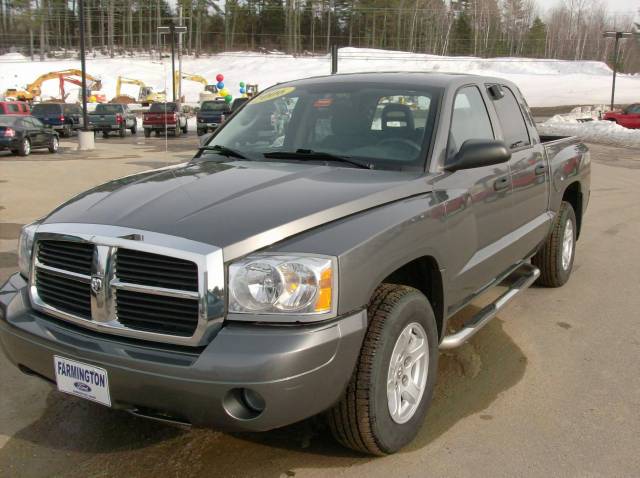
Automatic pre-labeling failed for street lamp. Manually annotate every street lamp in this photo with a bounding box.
[602,31,633,111]
[158,24,187,102]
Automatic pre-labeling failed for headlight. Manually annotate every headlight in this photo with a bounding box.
[18,222,39,278]
[229,255,334,316]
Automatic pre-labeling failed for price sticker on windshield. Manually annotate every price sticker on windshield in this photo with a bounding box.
[252,87,295,104]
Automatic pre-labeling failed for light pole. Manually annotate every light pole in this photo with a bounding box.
[602,31,632,111]
[158,23,187,102]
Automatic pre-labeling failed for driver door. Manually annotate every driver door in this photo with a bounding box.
[433,85,514,312]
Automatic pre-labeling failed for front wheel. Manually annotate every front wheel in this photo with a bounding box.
[144,128,151,138]
[532,201,577,287]
[17,138,31,156]
[327,284,438,455]
[48,136,59,153]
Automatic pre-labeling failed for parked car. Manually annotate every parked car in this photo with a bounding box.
[197,99,231,135]
[1,73,590,455]
[0,114,59,156]
[0,101,30,115]
[30,103,84,137]
[89,103,137,137]
[142,102,188,137]
[603,103,640,129]
[230,97,249,112]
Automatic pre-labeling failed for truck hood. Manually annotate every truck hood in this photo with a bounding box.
[43,160,432,260]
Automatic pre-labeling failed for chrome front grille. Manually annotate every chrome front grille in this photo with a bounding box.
[115,248,198,292]
[29,225,225,346]
[35,267,92,319]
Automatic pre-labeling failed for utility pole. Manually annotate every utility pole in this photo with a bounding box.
[158,23,187,102]
[78,0,89,131]
[602,31,632,111]
[178,5,183,103]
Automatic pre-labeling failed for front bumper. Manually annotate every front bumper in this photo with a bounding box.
[0,273,366,431]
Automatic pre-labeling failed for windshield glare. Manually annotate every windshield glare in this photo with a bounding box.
[204,83,441,170]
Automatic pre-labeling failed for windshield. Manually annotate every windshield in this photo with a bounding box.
[32,104,61,115]
[201,101,228,112]
[203,82,442,170]
[94,104,123,114]
[150,103,176,113]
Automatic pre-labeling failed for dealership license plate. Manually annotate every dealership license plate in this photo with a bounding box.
[53,356,111,407]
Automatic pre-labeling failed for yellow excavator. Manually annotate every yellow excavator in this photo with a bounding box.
[174,72,218,102]
[113,76,165,106]
[4,69,103,102]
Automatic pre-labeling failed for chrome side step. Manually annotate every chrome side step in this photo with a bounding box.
[439,263,540,350]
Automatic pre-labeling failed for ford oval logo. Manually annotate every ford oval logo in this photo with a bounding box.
[74,381,92,393]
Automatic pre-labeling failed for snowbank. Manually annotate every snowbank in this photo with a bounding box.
[539,118,640,149]
[1,47,639,107]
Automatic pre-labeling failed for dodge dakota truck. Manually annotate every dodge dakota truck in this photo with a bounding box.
[89,103,137,137]
[0,73,590,455]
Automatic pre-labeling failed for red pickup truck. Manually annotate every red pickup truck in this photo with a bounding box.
[603,104,640,129]
[0,101,30,115]
[142,102,189,137]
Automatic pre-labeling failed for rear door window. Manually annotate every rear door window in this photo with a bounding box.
[7,104,20,113]
[490,86,531,150]
[32,104,61,116]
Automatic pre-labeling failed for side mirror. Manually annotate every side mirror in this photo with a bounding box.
[199,132,213,146]
[446,139,511,172]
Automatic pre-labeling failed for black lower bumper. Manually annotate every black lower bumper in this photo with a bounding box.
[0,273,366,431]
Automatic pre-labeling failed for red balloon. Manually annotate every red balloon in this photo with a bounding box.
[216,74,224,82]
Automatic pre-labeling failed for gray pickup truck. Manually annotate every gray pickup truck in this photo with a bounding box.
[89,103,137,137]
[0,73,590,455]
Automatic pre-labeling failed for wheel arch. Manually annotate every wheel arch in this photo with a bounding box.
[561,181,583,239]
[381,255,445,340]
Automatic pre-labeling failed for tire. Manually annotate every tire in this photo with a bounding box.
[154,130,160,137]
[48,136,59,153]
[182,122,188,134]
[63,125,72,138]
[532,201,577,287]
[119,126,126,138]
[144,128,151,138]
[131,123,137,134]
[174,127,181,137]
[102,131,109,138]
[197,129,205,136]
[327,284,439,455]
[17,137,31,156]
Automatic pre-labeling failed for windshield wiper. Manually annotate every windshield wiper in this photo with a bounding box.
[197,144,248,160]
[262,149,373,170]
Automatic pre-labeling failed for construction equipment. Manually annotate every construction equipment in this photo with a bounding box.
[59,75,106,103]
[245,84,259,97]
[4,69,102,102]
[113,76,165,106]
[174,72,218,102]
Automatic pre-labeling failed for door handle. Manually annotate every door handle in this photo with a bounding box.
[494,176,510,191]
[535,164,546,176]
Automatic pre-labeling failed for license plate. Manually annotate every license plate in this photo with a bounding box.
[53,356,111,407]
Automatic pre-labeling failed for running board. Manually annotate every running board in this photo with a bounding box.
[439,263,540,350]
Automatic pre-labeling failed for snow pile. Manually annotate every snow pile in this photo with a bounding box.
[539,117,640,149]
[1,47,639,107]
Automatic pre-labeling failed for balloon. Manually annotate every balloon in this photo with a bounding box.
[217,81,224,89]
[239,81,245,87]
[224,94,232,103]
[220,88,229,97]
[216,73,224,82]
[239,87,245,94]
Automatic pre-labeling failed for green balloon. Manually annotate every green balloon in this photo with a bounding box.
[224,94,233,103]
[239,81,245,87]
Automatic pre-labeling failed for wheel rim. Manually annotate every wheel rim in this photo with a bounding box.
[562,218,574,271]
[386,322,429,424]
[51,137,58,151]
[23,139,30,154]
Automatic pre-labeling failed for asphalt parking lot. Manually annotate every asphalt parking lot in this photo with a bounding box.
[0,133,639,477]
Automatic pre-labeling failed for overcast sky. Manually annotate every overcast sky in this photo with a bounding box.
[535,0,639,14]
